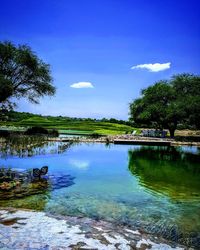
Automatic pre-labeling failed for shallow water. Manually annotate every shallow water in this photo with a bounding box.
[0,142,200,247]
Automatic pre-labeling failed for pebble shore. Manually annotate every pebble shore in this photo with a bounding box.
[48,135,200,147]
[0,208,186,250]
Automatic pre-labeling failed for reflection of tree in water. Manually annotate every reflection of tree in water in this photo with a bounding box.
[58,141,74,154]
[128,146,200,200]
[0,137,76,209]
[128,146,200,248]
[0,136,74,158]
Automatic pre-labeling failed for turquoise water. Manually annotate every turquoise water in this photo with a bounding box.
[0,142,200,246]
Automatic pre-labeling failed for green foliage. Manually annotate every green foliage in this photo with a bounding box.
[0,130,10,137]
[48,129,59,137]
[89,132,102,138]
[0,75,13,102]
[171,74,200,129]
[25,126,49,135]
[0,41,55,107]
[129,73,200,137]
[0,111,135,135]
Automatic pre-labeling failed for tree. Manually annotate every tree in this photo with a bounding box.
[129,74,200,137]
[0,75,13,102]
[0,41,55,108]
[171,73,200,129]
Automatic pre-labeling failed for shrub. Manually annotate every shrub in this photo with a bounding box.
[0,130,10,137]
[90,132,102,139]
[48,129,59,137]
[25,126,48,135]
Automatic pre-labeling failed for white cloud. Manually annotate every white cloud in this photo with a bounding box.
[131,62,171,72]
[70,81,94,88]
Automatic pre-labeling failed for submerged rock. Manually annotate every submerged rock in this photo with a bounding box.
[0,170,75,200]
[0,208,186,250]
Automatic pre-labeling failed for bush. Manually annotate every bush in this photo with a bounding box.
[0,130,10,137]
[48,129,59,137]
[25,126,48,135]
[90,132,102,139]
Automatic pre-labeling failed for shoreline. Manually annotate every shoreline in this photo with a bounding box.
[48,135,200,147]
[0,208,186,250]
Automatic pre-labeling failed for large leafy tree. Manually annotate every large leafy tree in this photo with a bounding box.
[129,74,200,137]
[0,41,55,108]
[171,74,200,129]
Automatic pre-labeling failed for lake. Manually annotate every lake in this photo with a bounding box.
[0,141,200,247]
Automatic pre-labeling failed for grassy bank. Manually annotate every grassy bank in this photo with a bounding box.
[0,116,137,135]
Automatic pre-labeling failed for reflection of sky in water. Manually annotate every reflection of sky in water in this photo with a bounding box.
[69,159,90,170]
[0,143,200,245]
[180,145,200,154]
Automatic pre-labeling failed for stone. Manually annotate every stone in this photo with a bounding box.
[0,209,186,250]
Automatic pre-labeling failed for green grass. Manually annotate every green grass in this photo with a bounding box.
[0,116,138,135]
[58,130,95,135]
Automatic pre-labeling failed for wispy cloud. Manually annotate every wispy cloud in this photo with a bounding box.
[70,81,94,88]
[131,62,171,72]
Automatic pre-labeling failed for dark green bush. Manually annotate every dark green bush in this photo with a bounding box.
[25,126,48,135]
[0,130,10,137]
[48,129,59,137]
[90,133,102,139]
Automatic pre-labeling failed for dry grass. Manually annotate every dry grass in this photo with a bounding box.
[175,130,200,136]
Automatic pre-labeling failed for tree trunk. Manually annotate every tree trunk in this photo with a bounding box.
[167,121,177,138]
[169,127,175,138]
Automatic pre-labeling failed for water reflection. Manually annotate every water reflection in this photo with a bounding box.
[0,137,76,209]
[0,136,73,158]
[0,171,75,211]
[69,159,90,170]
[128,146,200,201]
[0,141,200,248]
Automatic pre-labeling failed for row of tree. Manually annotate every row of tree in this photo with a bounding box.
[129,74,200,137]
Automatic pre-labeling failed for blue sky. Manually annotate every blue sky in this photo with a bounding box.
[0,0,200,119]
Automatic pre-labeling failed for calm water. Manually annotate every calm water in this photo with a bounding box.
[0,141,200,246]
